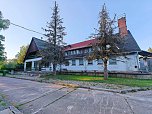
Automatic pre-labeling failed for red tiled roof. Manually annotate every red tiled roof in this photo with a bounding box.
[64,39,95,51]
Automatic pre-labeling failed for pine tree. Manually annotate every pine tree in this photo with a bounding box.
[0,11,10,61]
[88,4,122,80]
[41,1,66,75]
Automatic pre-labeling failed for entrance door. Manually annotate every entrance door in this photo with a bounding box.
[26,62,32,71]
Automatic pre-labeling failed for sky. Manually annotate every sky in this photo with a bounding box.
[0,0,152,59]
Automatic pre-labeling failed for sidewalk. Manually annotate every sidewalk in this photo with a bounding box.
[0,109,13,114]
[3,74,152,94]
[0,76,152,114]
[0,95,22,114]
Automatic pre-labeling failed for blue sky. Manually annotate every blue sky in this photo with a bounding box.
[0,0,152,59]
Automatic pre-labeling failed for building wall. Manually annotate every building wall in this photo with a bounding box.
[62,53,139,72]
[24,53,140,72]
[139,58,152,72]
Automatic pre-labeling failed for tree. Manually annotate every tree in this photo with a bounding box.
[88,4,122,80]
[41,1,66,75]
[148,47,152,53]
[15,45,29,64]
[0,11,10,61]
[2,59,17,71]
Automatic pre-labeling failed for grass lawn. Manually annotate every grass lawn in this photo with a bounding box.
[40,74,152,87]
[0,99,6,107]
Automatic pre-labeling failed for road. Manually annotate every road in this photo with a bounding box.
[0,77,152,114]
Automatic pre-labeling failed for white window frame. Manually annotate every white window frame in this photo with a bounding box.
[79,58,84,65]
[97,59,103,65]
[109,57,117,65]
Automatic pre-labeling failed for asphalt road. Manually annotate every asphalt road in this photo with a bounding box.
[0,77,152,114]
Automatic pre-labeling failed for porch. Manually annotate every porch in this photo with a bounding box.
[24,57,42,71]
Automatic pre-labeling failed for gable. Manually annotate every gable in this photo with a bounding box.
[24,38,39,61]
[121,30,141,52]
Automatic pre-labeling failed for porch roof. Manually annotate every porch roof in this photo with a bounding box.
[138,51,152,57]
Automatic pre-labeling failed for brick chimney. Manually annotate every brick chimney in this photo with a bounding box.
[118,17,128,37]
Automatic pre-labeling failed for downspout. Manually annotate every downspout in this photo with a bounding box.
[84,57,87,71]
[136,52,140,71]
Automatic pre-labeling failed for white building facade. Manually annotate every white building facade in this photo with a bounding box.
[62,53,140,72]
[24,17,152,72]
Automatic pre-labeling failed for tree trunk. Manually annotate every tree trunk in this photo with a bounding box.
[59,64,62,74]
[53,64,57,75]
[103,60,108,80]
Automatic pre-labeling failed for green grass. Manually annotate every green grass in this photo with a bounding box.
[0,101,6,106]
[40,74,152,87]
[0,99,7,107]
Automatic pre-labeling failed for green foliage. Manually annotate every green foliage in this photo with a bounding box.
[0,61,5,69]
[148,47,152,53]
[0,100,6,106]
[0,11,10,61]
[41,2,66,74]
[0,59,17,71]
[5,61,17,70]
[88,4,122,79]
[15,45,28,64]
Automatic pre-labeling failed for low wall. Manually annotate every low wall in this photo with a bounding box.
[61,71,152,79]
[109,73,152,79]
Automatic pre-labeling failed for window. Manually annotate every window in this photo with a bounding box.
[76,50,79,54]
[71,51,73,55]
[84,48,89,53]
[88,60,93,65]
[65,61,69,66]
[65,52,68,56]
[68,51,71,55]
[73,50,75,55]
[109,58,117,65]
[75,50,77,54]
[72,59,76,66]
[88,48,91,52]
[45,62,50,67]
[97,59,103,65]
[79,59,84,65]
[72,50,76,55]
[79,49,83,54]
[72,50,77,55]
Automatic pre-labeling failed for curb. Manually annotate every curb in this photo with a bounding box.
[0,94,23,114]
[83,86,152,94]
[3,75,152,94]
[78,86,120,93]
[9,106,23,114]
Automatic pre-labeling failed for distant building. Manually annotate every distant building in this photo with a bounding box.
[24,17,152,72]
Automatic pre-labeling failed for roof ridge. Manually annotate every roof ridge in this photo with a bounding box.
[32,37,47,43]
[69,38,95,46]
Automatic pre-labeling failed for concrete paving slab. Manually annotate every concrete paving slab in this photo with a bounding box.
[0,77,152,114]
[127,98,152,114]
[20,87,75,114]
[36,89,132,114]
[0,77,64,105]
[0,109,13,114]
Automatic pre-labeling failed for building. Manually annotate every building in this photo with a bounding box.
[24,17,152,72]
